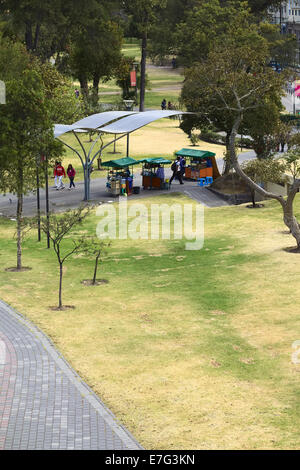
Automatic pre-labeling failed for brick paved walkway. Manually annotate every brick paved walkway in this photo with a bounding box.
[0,300,142,450]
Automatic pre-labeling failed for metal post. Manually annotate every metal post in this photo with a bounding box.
[126,133,129,158]
[45,155,50,249]
[113,134,116,153]
[36,157,41,242]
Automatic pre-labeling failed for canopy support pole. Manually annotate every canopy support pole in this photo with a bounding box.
[89,133,128,167]
[126,133,129,158]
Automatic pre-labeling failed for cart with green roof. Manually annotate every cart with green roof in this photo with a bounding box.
[138,157,172,190]
[102,157,140,196]
[175,149,220,182]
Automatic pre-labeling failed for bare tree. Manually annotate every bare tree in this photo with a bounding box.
[36,206,91,309]
[79,237,110,285]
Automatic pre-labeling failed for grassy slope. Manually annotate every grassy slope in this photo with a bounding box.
[1,193,300,449]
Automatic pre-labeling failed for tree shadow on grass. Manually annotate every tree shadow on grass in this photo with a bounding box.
[5,267,32,272]
[81,279,109,286]
[49,305,75,311]
[283,246,300,254]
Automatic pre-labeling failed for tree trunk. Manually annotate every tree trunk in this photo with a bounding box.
[16,161,24,270]
[283,208,300,249]
[250,188,256,208]
[16,192,23,270]
[139,32,147,112]
[92,74,100,106]
[59,263,63,308]
[33,23,40,52]
[79,78,89,100]
[283,188,300,249]
[92,254,100,285]
[223,132,232,175]
[25,21,33,51]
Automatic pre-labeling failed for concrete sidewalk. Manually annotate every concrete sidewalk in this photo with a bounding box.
[0,300,142,450]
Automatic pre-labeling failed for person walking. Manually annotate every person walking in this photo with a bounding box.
[54,161,66,190]
[67,164,76,190]
[169,157,184,185]
[53,161,59,188]
[161,98,167,110]
[180,156,186,179]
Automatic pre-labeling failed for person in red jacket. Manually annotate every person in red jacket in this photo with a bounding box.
[67,164,76,190]
[54,161,66,190]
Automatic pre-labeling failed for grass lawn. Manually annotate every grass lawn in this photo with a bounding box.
[1,193,300,449]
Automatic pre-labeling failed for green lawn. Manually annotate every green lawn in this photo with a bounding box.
[1,193,300,449]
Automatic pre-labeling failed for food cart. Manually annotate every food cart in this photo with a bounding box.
[139,157,171,190]
[175,149,220,181]
[102,157,139,196]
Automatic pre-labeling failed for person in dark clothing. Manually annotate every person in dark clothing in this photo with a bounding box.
[170,157,184,185]
[180,156,186,178]
[161,99,167,110]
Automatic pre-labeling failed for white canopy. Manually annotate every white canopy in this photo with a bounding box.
[97,110,187,134]
[54,111,137,139]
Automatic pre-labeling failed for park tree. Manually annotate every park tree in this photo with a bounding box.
[0,39,79,269]
[0,68,60,270]
[69,16,122,105]
[180,1,294,171]
[284,150,300,183]
[242,157,287,207]
[147,0,198,64]
[193,15,300,250]
[243,100,282,159]
[273,119,294,153]
[0,0,101,61]
[35,206,91,309]
[79,237,110,286]
[122,0,167,111]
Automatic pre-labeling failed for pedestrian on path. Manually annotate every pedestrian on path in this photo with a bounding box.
[170,157,184,185]
[67,164,76,190]
[161,98,167,110]
[180,156,186,178]
[54,161,66,190]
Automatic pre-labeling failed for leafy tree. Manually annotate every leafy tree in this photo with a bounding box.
[284,151,300,183]
[0,39,78,269]
[148,0,198,64]
[69,16,122,104]
[194,16,300,250]
[180,2,293,171]
[0,0,101,61]
[244,101,282,159]
[273,119,294,153]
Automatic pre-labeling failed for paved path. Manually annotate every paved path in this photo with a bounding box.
[0,150,259,218]
[0,169,232,218]
[0,300,142,450]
